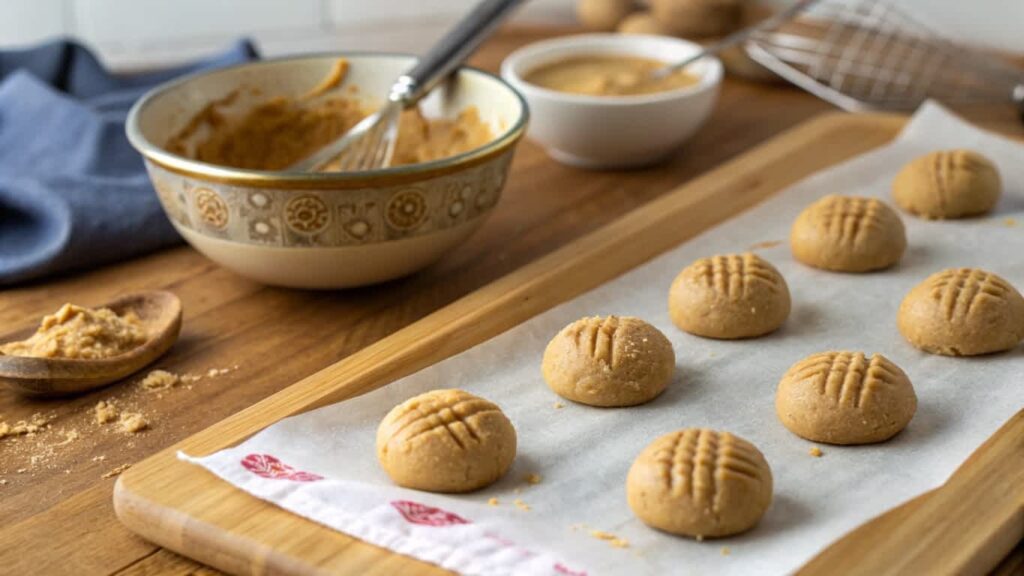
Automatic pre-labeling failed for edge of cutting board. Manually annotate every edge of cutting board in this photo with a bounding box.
[114,111,909,575]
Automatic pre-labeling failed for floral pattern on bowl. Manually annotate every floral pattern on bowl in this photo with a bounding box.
[147,150,512,248]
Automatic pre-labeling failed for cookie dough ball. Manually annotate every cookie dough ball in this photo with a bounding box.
[669,253,791,339]
[898,268,1024,356]
[718,2,780,82]
[776,351,917,445]
[617,11,675,35]
[650,0,742,37]
[892,150,1001,219]
[790,195,907,272]
[627,428,773,538]
[577,0,635,31]
[377,389,516,493]
[542,315,675,407]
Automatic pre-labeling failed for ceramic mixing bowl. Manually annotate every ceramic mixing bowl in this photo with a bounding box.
[127,54,528,289]
[501,34,721,169]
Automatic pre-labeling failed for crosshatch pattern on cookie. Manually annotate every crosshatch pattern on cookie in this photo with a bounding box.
[811,196,895,248]
[650,429,768,513]
[783,351,904,409]
[384,392,501,450]
[926,268,1015,321]
[930,150,995,210]
[569,316,623,368]
[688,254,783,299]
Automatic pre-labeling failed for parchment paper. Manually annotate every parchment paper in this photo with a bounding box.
[184,102,1024,575]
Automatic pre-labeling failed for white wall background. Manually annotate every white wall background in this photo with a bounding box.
[0,0,1020,71]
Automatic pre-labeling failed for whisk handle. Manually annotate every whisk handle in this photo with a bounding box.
[390,0,524,106]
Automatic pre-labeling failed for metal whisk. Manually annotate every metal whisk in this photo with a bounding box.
[289,0,523,173]
[742,0,1024,118]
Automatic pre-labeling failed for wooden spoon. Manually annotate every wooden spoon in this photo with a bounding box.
[0,290,182,397]
[799,407,1024,575]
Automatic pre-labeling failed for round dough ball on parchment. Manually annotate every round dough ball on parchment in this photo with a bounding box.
[892,149,1001,219]
[627,428,773,538]
[377,389,516,493]
[669,253,791,339]
[790,195,907,272]
[577,0,636,31]
[542,315,675,407]
[898,268,1024,356]
[775,351,917,445]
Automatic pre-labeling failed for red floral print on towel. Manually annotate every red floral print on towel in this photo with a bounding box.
[390,500,471,526]
[554,563,588,576]
[240,453,324,482]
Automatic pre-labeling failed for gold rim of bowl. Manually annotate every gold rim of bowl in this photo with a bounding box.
[126,52,530,190]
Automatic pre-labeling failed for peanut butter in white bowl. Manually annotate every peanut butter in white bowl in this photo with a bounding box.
[502,34,722,169]
[522,55,700,97]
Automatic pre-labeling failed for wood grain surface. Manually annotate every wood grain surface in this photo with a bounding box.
[1,25,1021,576]
[800,409,1024,575]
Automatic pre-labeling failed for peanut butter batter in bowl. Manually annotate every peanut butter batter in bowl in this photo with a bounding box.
[127,54,528,289]
[502,34,722,169]
[164,59,496,172]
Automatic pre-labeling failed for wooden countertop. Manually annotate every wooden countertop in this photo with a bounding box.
[0,26,1020,575]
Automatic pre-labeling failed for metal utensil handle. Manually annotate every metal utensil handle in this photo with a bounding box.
[389,0,524,106]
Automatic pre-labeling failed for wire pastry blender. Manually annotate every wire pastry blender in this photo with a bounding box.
[741,0,1024,120]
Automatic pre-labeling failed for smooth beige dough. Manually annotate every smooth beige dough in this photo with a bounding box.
[775,351,917,444]
[892,149,1001,219]
[627,428,773,538]
[898,268,1024,356]
[376,389,517,493]
[542,315,675,407]
[790,195,906,272]
[669,253,791,339]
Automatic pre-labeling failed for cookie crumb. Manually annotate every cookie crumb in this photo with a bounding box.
[55,430,79,446]
[119,413,149,434]
[696,534,705,542]
[749,239,782,250]
[808,446,823,458]
[1003,217,1017,227]
[102,463,132,478]
[721,546,731,556]
[94,401,118,424]
[590,530,630,549]
[552,402,564,409]
[139,369,179,391]
[487,497,499,507]
[0,413,51,439]
[513,499,531,511]
[524,472,542,485]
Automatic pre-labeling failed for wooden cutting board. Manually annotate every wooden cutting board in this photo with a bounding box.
[112,112,1021,575]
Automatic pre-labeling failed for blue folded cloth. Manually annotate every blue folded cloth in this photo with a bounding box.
[0,39,258,285]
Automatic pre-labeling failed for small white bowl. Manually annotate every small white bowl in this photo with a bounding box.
[501,34,722,169]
